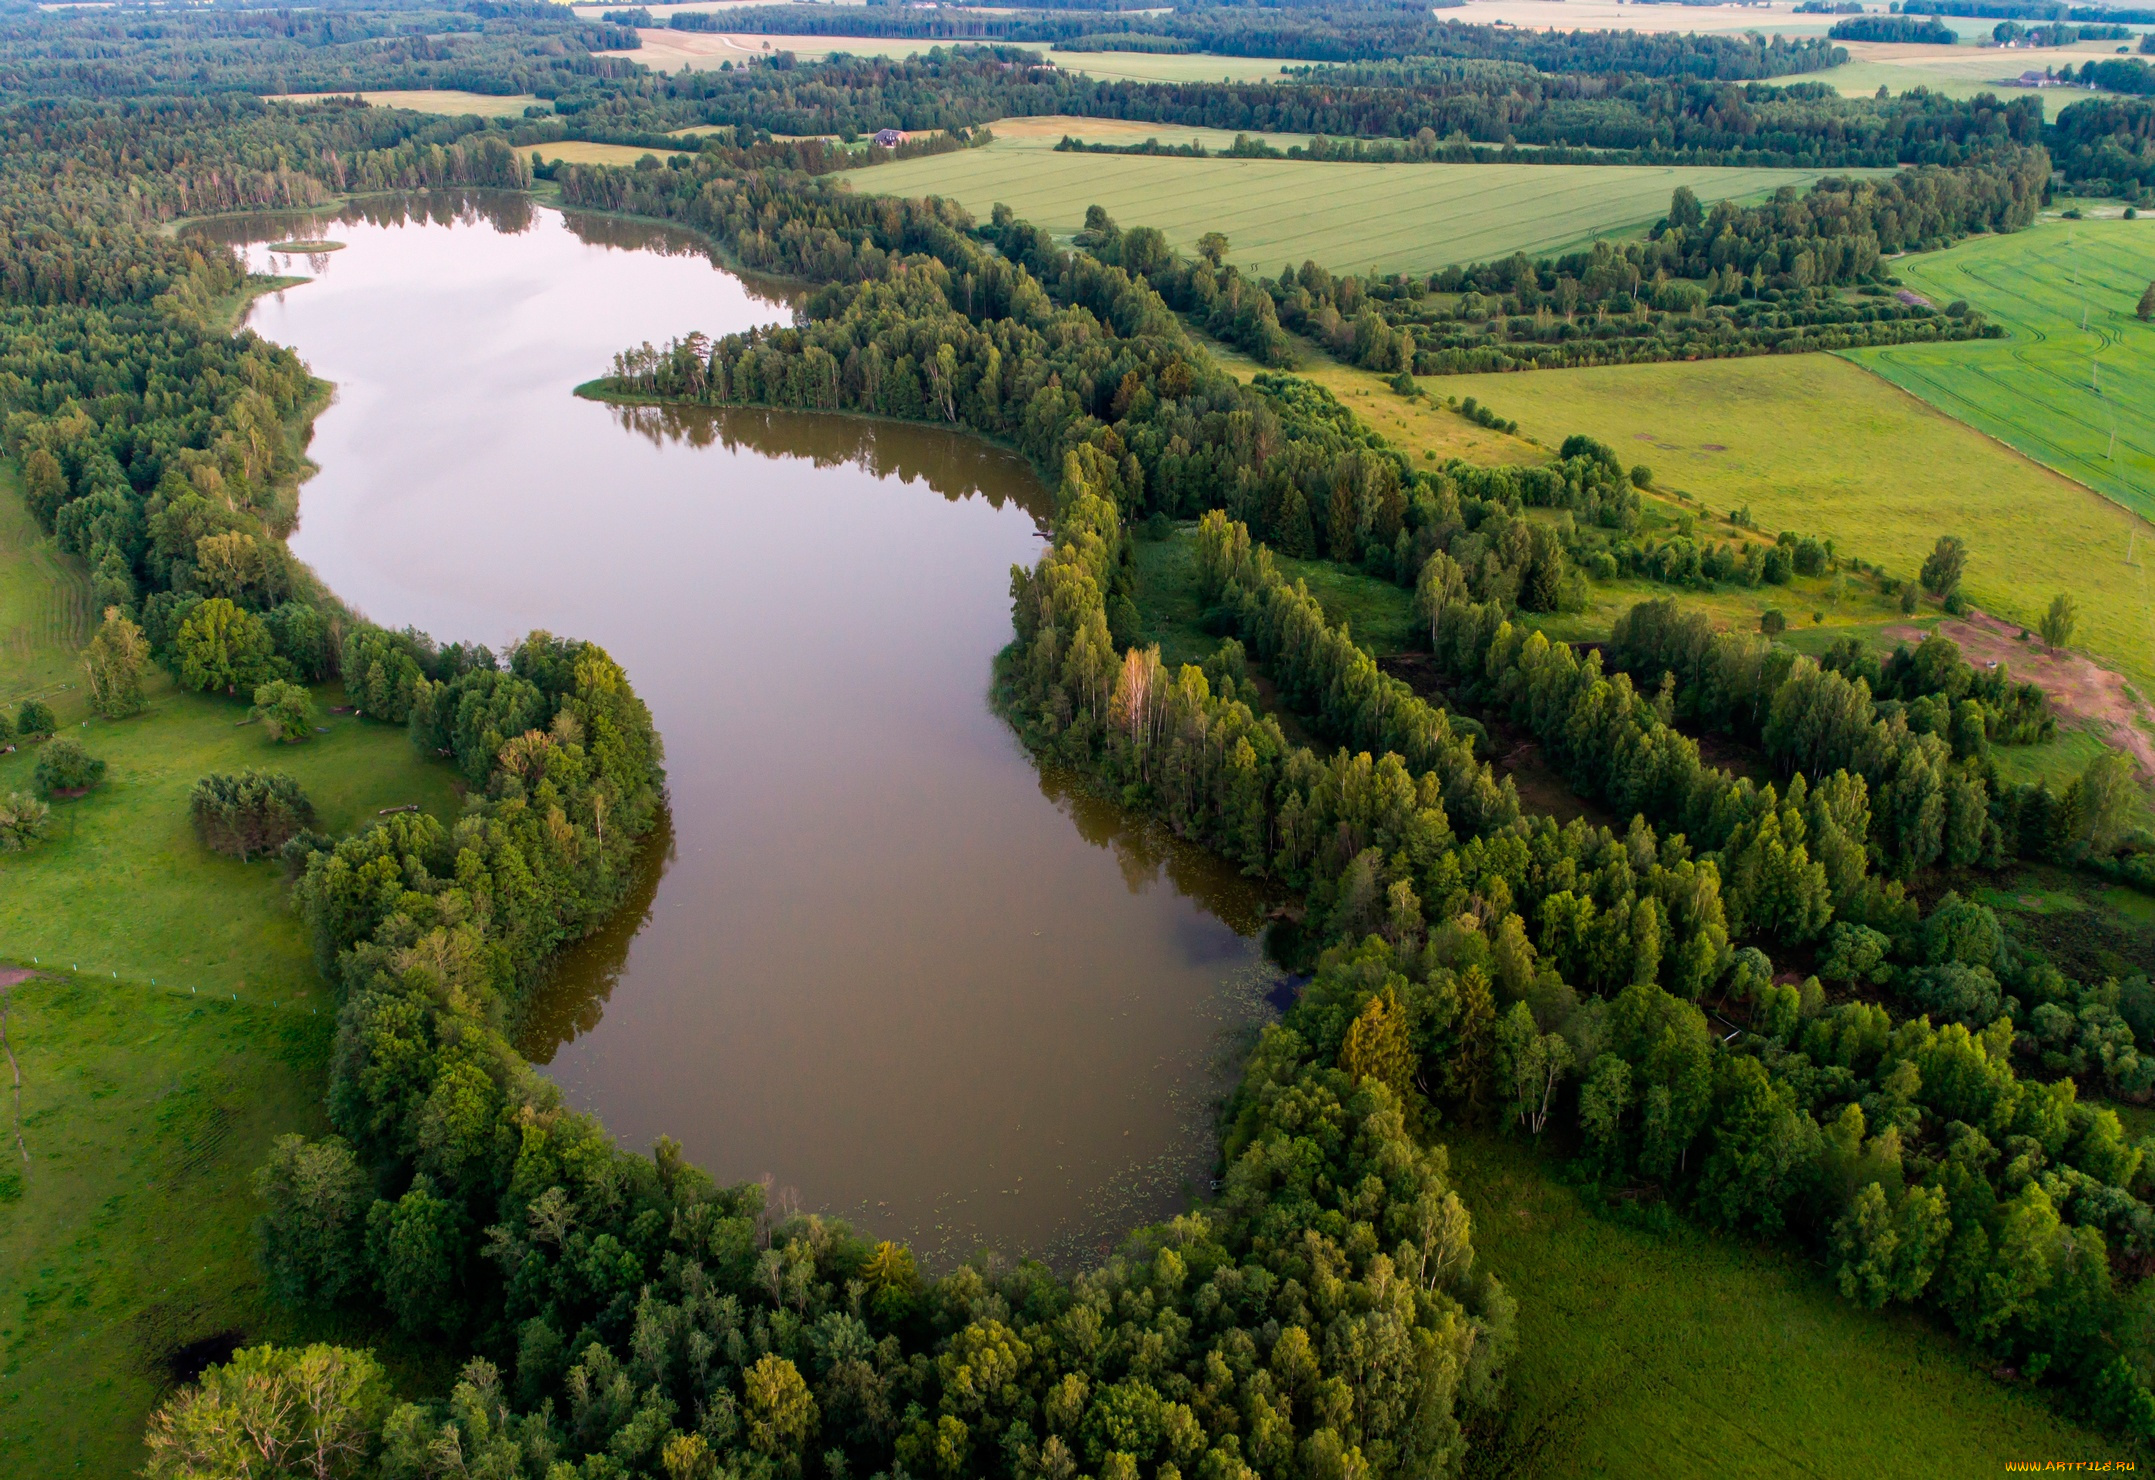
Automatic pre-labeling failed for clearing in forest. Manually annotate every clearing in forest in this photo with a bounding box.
[857,151,1848,274]
[1423,352,2155,698]
[1848,218,2155,528]
[266,89,545,117]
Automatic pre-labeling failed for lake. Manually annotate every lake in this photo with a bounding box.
[206,193,1280,1264]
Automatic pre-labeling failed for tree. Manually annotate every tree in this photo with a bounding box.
[34,737,104,796]
[1340,989,1414,1099]
[744,1353,818,1469]
[14,697,54,738]
[176,597,280,695]
[1494,1001,1574,1136]
[254,1135,372,1306]
[2067,750,2142,856]
[1920,535,1967,599]
[143,1342,389,1480]
[22,445,66,524]
[366,1176,464,1337]
[1196,231,1229,266]
[0,791,51,852]
[1577,1053,1633,1173]
[192,771,316,862]
[1668,184,1703,231]
[2039,593,2077,651]
[1759,608,1787,638]
[2140,280,2155,321]
[1832,1181,1950,1307]
[83,607,149,718]
[251,679,319,743]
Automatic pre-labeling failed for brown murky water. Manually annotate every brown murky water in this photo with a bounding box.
[208,195,1279,1263]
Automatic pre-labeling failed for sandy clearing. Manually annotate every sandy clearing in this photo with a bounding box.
[1887,609,2155,781]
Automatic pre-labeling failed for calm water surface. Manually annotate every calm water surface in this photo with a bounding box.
[212,195,1278,1262]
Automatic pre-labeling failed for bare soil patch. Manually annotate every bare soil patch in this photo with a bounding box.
[1887,608,2155,781]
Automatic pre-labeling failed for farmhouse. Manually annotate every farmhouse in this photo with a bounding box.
[872,128,905,147]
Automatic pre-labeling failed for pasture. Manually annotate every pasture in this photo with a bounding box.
[266,88,544,117]
[856,151,1845,275]
[1849,219,2155,528]
[0,460,465,1469]
[1422,353,2155,698]
[1448,1135,2112,1477]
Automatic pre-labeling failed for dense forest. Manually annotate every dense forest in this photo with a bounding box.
[0,0,2152,1469]
[0,0,641,98]
[0,61,1511,1480]
[583,136,2155,1444]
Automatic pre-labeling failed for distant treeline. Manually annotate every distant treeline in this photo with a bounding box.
[623,49,2043,170]
[692,7,1843,78]
[0,0,640,98]
[1829,14,1961,42]
[1899,0,2155,21]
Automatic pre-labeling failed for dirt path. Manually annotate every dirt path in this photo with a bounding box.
[1885,609,2155,781]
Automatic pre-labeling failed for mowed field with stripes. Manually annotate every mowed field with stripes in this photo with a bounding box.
[1851,218,2155,527]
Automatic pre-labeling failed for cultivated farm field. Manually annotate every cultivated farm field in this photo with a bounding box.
[1850,218,2155,527]
[266,88,545,117]
[857,150,1849,275]
[1424,353,2155,698]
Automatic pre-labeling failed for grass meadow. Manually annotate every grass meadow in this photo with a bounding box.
[0,465,460,1470]
[860,151,1847,276]
[1448,1134,2114,1476]
[1424,354,2155,698]
[1849,218,2155,527]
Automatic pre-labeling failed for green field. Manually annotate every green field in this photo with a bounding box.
[0,464,460,1470]
[1449,1135,2113,1476]
[856,151,1853,275]
[0,977,336,1477]
[1425,353,2155,698]
[1849,219,2155,528]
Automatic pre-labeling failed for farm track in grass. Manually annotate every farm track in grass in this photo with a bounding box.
[856,150,1853,274]
[1849,219,2155,528]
